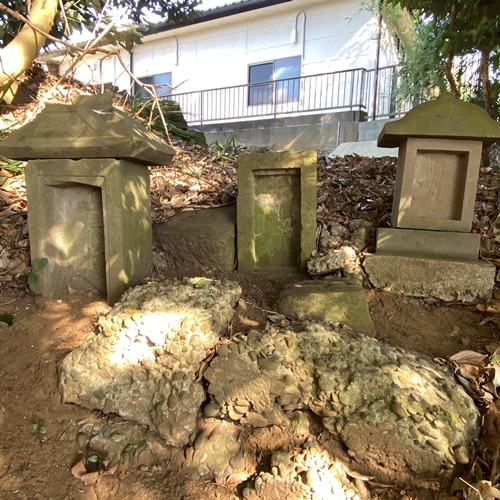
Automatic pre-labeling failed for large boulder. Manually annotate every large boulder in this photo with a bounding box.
[59,278,241,446]
[204,322,480,487]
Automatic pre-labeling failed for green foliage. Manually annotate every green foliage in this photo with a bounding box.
[0,0,201,49]
[392,17,447,106]
[193,278,211,288]
[0,313,13,326]
[209,134,244,164]
[130,97,207,146]
[86,454,103,463]
[33,423,47,434]
[28,257,48,293]
[381,0,500,117]
[0,156,24,175]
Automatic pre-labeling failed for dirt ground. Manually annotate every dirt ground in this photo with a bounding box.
[0,259,498,500]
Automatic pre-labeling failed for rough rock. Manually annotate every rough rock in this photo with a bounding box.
[307,245,362,279]
[319,224,350,251]
[242,445,367,500]
[275,278,374,334]
[205,322,480,487]
[59,278,241,446]
[185,419,243,478]
[153,205,236,271]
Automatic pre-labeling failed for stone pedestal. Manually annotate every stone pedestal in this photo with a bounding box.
[237,150,317,276]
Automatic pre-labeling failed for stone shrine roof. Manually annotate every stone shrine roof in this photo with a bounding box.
[378,93,500,148]
[0,94,175,166]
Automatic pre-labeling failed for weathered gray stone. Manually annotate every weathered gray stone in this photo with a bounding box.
[319,224,350,251]
[378,93,500,148]
[275,278,374,334]
[185,420,242,478]
[242,445,365,499]
[376,227,481,261]
[363,253,496,302]
[307,246,362,279]
[26,158,153,304]
[154,205,236,270]
[0,94,176,165]
[59,278,241,447]
[237,150,317,276]
[205,322,480,487]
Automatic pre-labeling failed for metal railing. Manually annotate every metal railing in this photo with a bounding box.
[169,65,410,125]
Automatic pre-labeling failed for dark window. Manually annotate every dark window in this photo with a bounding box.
[248,57,301,106]
[135,72,172,99]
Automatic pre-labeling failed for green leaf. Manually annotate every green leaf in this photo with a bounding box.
[27,273,39,293]
[32,258,48,273]
[87,454,101,463]
[0,313,13,326]
[193,278,210,288]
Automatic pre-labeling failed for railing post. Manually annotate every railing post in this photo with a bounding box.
[200,90,204,125]
[359,69,366,111]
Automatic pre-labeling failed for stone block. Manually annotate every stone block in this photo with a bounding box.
[237,150,317,276]
[275,278,374,334]
[154,205,236,270]
[26,158,152,304]
[391,137,482,232]
[363,253,496,303]
[376,227,480,261]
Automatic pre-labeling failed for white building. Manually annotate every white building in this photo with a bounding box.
[48,0,402,148]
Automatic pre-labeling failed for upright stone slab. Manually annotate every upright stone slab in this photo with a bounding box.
[237,150,317,276]
[0,94,175,304]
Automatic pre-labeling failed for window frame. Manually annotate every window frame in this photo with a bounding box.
[134,72,173,100]
[248,56,301,107]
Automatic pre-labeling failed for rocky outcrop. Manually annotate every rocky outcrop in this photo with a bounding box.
[204,322,479,486]
[59,278,242,446]
[59,278,481,492]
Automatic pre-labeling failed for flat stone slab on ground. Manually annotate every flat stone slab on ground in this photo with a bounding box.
[364,253,496,302]
[275,278,374,334]
[154,205,236,271]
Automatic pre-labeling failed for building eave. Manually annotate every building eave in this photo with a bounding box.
[149,0,293,36]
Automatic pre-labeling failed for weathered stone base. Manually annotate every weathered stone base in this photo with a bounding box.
[376,228,480,261]
[275,278,374,334]
[154,205,236,271]
[363,253,496,302]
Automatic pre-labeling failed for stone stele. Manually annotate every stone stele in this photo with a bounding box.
[237,150,317,276]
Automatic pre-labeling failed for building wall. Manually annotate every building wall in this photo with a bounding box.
[59,0,397,96]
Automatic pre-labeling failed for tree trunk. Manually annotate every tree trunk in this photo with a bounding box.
[380,5,417,51]
[0,0,59,101]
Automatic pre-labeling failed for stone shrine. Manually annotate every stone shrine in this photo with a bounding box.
[364,94,499,302]
[0,94,175,304]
